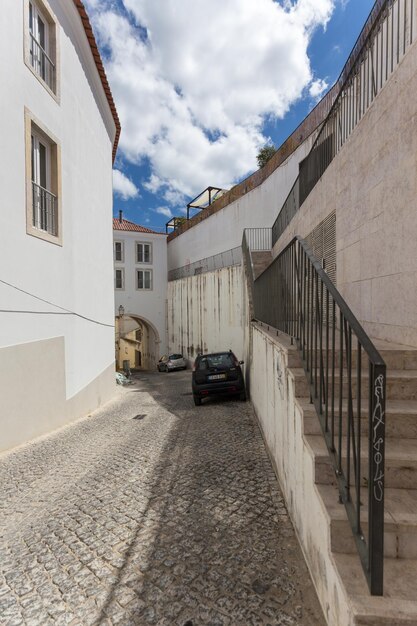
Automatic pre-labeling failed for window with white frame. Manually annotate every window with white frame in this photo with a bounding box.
[27,0,57,93]
[136,242,152,264]
[114,241,124,262]
[25,109,61,243]
[137,269,152,290]
[115,268,124,290]
[31,129,57,236]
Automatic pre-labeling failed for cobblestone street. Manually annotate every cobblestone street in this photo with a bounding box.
[0,371,324,625]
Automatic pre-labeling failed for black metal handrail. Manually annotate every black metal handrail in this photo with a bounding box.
[32,182,58,236]
[30,34,56,92]
[272,0,415,246]
[253,236,386,595]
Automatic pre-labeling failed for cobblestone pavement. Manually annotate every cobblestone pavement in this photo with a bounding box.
[0,371,325,626]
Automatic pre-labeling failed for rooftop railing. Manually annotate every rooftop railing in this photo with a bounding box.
[168,246,241,281]
[272,0,415,247]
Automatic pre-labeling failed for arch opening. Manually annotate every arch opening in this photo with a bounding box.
[115,313,161,372]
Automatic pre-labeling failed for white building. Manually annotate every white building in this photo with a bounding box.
[0,0,120,452]
[113,214,168,371]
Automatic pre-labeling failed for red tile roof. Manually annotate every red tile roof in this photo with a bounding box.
[113,218,164,234]
[73,0,121,162]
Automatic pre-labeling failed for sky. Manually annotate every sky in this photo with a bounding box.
[84,0,375,232]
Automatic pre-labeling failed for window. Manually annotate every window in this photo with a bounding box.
[114,241,124,262]
[137,269,152,290]
[115,268,124,290]
[25,0,58,96]
[198,353,235,370]
[136,242,152,264]
[32,131,56,235]
[25,108,61,244]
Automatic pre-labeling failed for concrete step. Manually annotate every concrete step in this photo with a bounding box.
[306,434,417,489]
[306,343,417,371]
[334,552,417,624]
[292,367,417,400]
[291,337,417,623]
[318,484,417,560]
[300,398,417,439]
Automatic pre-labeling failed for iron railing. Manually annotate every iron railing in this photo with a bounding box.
[272,0,415,246]
[32,182,58,236]
[253,236,386,595]
[244,228,272,251]
[30,34,56,92]
[168,246,241,281]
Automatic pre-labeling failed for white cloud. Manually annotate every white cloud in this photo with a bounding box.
[89,0,335,205]
[163,189,186,208]
[309,78,329,101]
[113,169,139,199]
[143,173,163,193]
[155,206,173,219]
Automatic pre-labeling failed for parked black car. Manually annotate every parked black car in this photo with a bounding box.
[192,350,246,406]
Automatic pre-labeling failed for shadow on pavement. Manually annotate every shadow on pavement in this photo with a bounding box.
[93,372,324,625]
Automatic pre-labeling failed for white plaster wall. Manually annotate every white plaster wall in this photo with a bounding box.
[114,231,168,359]
[273,39,417,348]
[0,1,116,446]
[167,134,315,271]
[167,265,244,363]
[250,323,353,626]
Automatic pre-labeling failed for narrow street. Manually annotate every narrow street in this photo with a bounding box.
[0,371,324,626]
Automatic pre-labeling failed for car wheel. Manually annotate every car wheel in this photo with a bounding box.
[193,395,202,406]
[182,366,187,370]
[239,391,247,401]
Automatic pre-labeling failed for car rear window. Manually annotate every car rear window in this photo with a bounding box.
[197,353,235,370]
[169,354,183,360]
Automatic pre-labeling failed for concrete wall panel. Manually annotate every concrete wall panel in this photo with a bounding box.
[250,323,352,626]
[167,136,315,271]
[0,337,114,452]
[273,40,417,347]
[167,265,244,362]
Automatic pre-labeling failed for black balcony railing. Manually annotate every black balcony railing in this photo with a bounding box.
[30,34,56,93]
[32,182,58,236]
[251,234,386,595]
[272,0,415,246]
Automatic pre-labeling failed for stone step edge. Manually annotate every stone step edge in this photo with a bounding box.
[334,553,417,625]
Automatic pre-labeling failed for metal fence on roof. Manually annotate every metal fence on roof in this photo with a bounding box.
[272,0,415,246]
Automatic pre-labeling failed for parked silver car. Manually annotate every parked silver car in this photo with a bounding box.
[157,354,187,372]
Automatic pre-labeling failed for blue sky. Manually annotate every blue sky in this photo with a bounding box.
[86,0,375,232]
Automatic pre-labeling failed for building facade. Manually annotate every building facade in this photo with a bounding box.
[0,0,119,452]
[113,215,168,371]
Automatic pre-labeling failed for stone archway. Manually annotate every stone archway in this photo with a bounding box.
[115,313,161,371]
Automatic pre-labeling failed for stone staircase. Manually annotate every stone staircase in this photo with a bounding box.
[290,338,417,624]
